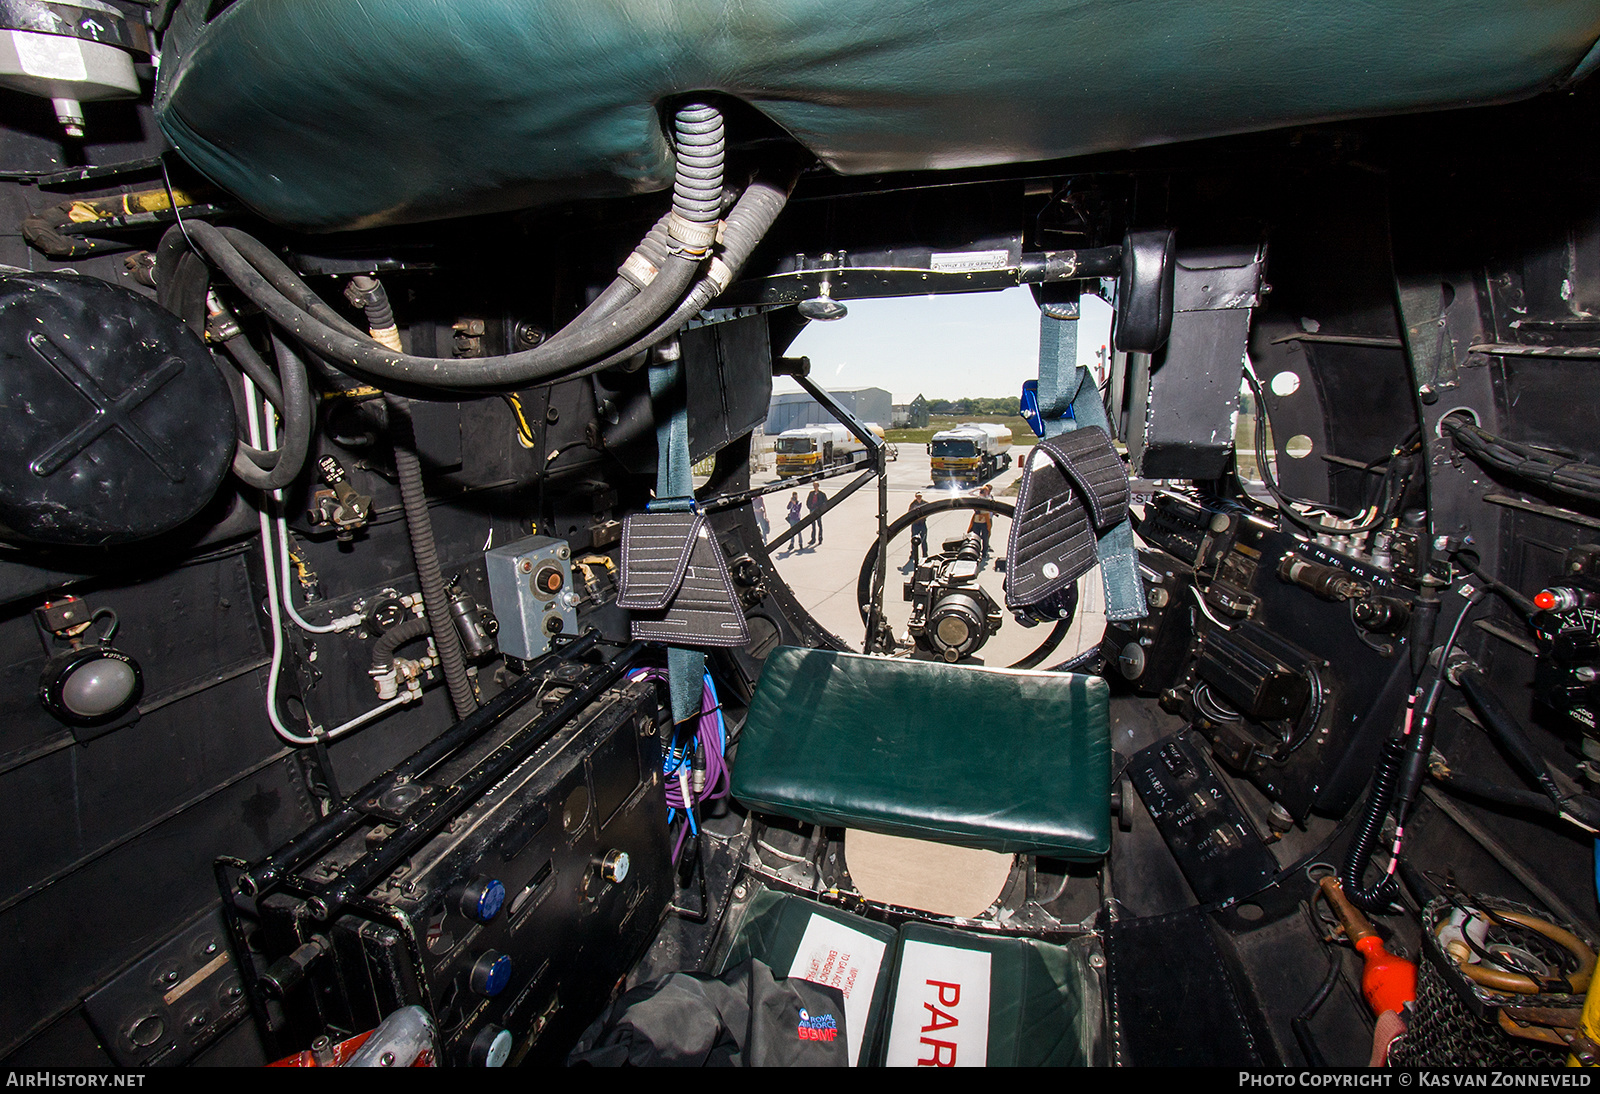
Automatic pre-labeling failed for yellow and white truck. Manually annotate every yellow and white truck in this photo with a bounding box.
[773,423,885,477]
[929,422,1013,487]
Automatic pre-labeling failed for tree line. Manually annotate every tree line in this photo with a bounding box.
[921,396,1021,416]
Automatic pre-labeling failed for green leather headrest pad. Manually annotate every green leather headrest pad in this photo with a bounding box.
[157,0,1600,231]
[731,646,1111,859]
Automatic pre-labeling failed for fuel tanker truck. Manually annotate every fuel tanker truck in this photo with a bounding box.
[773,423,886,477]
[929,422,1013,487]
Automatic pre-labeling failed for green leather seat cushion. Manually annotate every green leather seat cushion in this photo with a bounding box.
[730,647,1110,859]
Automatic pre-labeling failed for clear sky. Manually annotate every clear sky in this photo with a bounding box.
[776,287,1113,403]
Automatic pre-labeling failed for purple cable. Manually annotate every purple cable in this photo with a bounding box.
[631,669,729,863]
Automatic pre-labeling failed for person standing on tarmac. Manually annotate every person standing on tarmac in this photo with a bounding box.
[784,492,802,551]
[969,485,994,559]
[904,492,929,571]
[807,484,827,546]
[753,494,770,540]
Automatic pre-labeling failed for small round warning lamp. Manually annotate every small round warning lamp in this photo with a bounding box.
[39,646,143,727]
[1534,591,1558,611]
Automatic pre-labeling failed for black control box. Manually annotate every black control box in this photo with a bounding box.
[234,669,671,1066]
[1126,733,1277,906]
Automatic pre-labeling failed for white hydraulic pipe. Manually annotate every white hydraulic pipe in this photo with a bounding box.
[262,408,362,635]
[245,376,316,747]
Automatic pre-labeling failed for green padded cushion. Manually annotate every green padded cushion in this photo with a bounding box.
[156,0,1600,230]
[879,922,1101,1067]
[730,647,1110,859]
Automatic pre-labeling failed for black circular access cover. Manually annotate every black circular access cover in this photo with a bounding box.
[0,272,235,545]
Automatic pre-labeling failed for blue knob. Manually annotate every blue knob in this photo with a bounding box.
[457,877,505,922]
[470,952,512,997]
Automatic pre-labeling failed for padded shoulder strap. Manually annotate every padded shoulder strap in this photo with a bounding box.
[629,519,751,648]
[1033,426,1129,531]
[1004,426,1130,613]
[617,511,702,610]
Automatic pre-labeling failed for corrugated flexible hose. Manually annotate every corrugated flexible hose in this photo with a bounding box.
[386,396,477,719]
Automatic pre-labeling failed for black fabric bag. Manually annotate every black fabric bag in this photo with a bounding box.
[568,959,849,1067]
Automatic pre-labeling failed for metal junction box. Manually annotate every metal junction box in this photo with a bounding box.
[485,536,580,660]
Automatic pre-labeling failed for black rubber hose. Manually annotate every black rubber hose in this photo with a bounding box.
[1459,668,1570,808]
[181,103,725,389]
[582,170,798,374]
[157,228,282,473]
[156,243,210,336]
[1432,767,1561,817]
[1339,735,1406,914]
[1458,667,1600,828]
[387,395,477,719]
[568,112,720,322]
[216,227,369,340]
[1442,412,1600,506]
[511,171,794,384]
[221,335,284,411]
[230,335,315,490]
[564,197,721,329]
[371,617,432,672]
[1291,948,1340,1068]
[1408,590,1441,677]
[155,224,191,299]
[347,275,396,333]
[189,219,698,388]
[635,207,679,269]
[160,238,290,472]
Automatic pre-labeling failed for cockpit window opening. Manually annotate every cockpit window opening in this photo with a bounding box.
[1234,370,1278,505]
